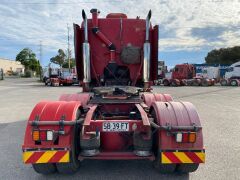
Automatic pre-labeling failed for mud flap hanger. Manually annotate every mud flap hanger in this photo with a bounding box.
[150,121,202,132]
[30,115,84,135]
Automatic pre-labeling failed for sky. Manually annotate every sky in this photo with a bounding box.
[0,0,240,67]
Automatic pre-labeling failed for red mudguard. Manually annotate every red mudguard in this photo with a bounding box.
[141,93,173,107]
[22,101,81,164]
[59,93,92,107]
[151,101,205,164]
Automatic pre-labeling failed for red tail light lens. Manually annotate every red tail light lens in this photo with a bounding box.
[182,133,189,143]
[40,131,47,140]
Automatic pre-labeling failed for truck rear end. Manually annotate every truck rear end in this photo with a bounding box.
[22,9,205,175]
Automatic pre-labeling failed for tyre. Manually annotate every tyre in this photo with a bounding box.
[163,80,170,86]
[201,79,209,87]
[151,110,176,174]
[230,79,238,86]
[56,113,81,174]
[181,80,187,86]
[56,133,80,174]
[153,152,176,174]
[32,163,56,174]
[171,79,179,87]
[192,79,200,86]
[176,164,199,173]
[220,79,227,86]
[56,153,80,174]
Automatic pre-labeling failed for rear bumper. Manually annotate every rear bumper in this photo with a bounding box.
[161,150,205,164]
[22,149,70,164]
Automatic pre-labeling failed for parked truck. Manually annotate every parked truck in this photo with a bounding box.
[42,66,60,84]
[22,9,205,175]
[220,61,240,86]
[159,64,215,86]
[44,68,76,86]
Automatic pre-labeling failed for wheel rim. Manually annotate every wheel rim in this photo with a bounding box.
[231,80,237,86]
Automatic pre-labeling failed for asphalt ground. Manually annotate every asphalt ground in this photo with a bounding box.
[0,78,239,180]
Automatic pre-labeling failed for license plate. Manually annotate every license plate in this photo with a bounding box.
[103,122,129,132]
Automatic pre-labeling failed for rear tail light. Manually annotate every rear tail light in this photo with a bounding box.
[175,132,196,143]
[40,131,47,140]
[188,132,196,143]
[32,130,40,141]
[176,133,183,143]
[32,130,54,141]
[47,131,54,141]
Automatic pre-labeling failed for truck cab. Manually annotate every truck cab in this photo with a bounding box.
[172,64,195,80]
[224,61,240,79]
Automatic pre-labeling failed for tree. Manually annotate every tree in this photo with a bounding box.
[16,48,41,74]
[50,49,76,69]
[205,46,240,65]
[50,49,66,68]
[62,58,76,68]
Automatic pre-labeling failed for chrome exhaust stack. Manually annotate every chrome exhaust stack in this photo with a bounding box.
[143,10,151,88]
[82,10,91,89]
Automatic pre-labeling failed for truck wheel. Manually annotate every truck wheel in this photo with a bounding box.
[32,163,56,174]
[56,153,80,174]
[151,110,176,174]
[201,79,209,86]
[192,79,200,86]
[171,79,179,87]
[230,79,238,86]
[163,80,170,86]
[220,79,227,86]
[56,137,80,174]
[56,115,81,174]
[176,164,199,173]
[153,152,176,174]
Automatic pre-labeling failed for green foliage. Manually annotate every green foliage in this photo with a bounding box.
[50,49,66,67]
[205,46,240,65]
[16,48,41,75]
[24,70,32,78]
[62,58,76,68]
[50,49,76,69]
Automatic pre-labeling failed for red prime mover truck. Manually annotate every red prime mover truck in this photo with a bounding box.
[22,9,205,175]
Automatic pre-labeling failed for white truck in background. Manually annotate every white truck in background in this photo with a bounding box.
[200,66,220,84]
[220,61,240,86]
[42,66,60,83]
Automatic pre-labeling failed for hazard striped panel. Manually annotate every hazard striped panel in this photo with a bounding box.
[23,150,70,164]
[161,151,205,164]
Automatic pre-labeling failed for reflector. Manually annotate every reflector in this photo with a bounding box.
[176,133,182,142]
[189,132,196,143]
[32,130,40,141]
[47,131,54,141]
